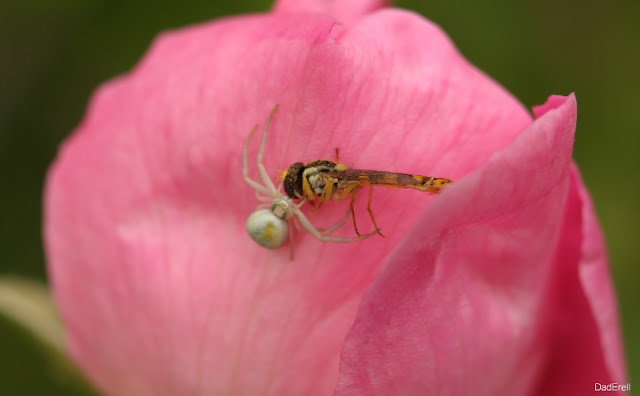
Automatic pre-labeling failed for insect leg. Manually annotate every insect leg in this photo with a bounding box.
[349,185,362,237]
[366,187,385,237]
[333,181,367,237]
[310,174,333,214]
[310,200,325,215]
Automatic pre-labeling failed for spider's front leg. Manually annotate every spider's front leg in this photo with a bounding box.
[254,105,280,193]
[242,124,270,196]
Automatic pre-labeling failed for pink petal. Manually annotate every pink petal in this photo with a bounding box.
[335,94,626,395]
[530,165,627,394]
[274,0,388,26]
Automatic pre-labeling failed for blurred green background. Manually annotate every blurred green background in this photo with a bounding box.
[1,0,637,394]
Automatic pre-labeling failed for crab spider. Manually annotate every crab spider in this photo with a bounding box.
[243,105,376,258]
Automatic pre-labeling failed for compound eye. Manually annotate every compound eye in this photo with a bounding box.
[283,162,305,199]
[246,209,288,249]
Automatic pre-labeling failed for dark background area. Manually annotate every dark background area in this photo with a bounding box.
[1,0,638,394]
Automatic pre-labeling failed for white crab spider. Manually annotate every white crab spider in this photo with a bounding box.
[243,105,376,257]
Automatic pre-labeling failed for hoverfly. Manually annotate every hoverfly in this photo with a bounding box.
[282,152,453,237]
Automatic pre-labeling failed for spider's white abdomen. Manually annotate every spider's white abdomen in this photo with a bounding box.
[246,209,288,249]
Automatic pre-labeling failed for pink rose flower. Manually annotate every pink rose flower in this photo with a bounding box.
[43,0,627,395]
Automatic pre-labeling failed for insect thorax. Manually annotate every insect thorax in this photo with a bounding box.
[303,160,339,196]
[283,160,338,199]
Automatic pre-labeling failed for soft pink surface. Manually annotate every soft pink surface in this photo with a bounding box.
[43,1,626,395]
[334,95,627,395]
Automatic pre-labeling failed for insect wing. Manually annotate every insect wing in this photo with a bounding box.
[325,169,452,193]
